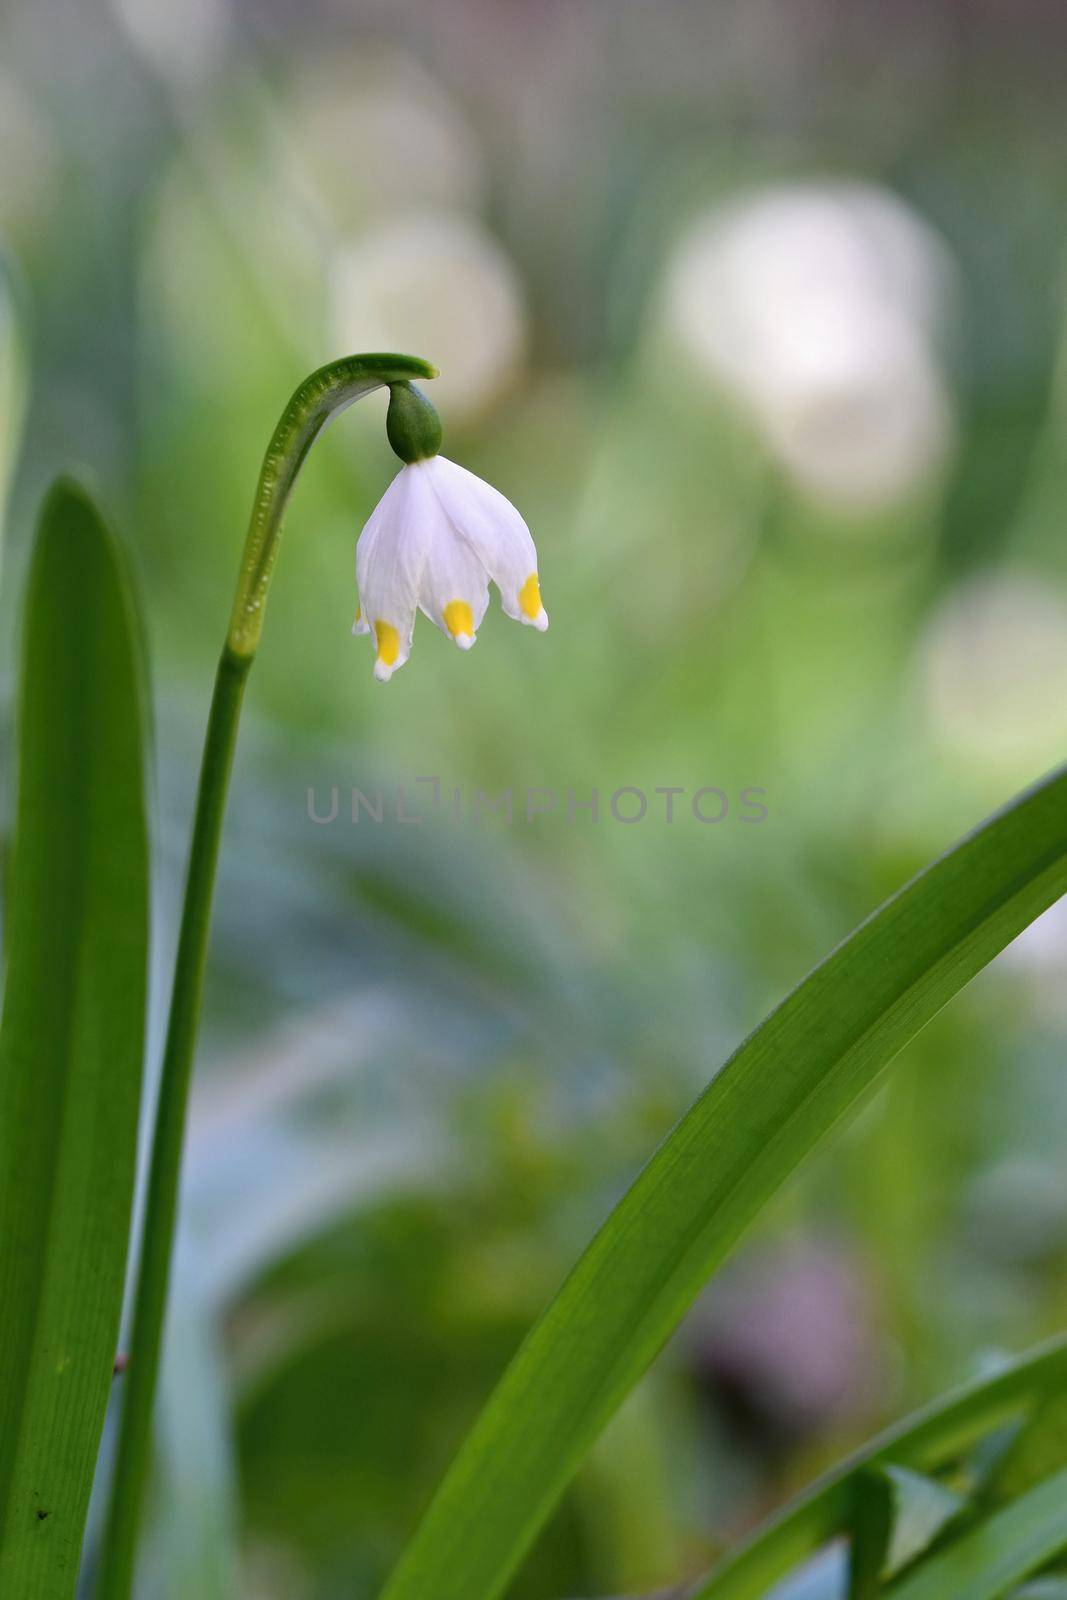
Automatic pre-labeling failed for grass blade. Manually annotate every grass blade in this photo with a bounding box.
[0,480,150,1597]
[381,766,1067,1600]
[688,1337,1067,1599]
[888,1464,1067,1600]
[849,1464,966,1597]
[977,1390,1067,1511]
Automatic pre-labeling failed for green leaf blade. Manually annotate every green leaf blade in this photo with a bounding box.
[0,480,150,1597]
[381,766,1067,1600]
[888,1464,1067,1600]
[849,1464,966,1598]
[690,1339,1067,1600]
[980,1390,1067,1511]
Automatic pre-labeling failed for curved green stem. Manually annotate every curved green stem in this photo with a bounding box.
[227,352,437,656]
[94,352,436,1600]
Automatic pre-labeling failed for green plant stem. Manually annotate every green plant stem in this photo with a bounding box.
[93,646,248,1600]
[93,352,436,1600]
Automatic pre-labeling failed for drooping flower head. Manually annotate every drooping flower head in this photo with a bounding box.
[353,382,547,681]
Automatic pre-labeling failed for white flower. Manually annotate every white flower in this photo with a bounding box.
[658,183,956,512]
[353,456,547,681]
[920,572,1067,778]
[331,212,526,424]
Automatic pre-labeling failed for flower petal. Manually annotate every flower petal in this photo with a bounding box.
[355,463,442,680]
[418,520,490,649]
[425,455,548,630]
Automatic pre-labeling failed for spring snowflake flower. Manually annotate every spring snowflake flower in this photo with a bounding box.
[353,384,547,681]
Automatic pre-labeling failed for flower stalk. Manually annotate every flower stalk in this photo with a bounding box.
[94,352,437,1600]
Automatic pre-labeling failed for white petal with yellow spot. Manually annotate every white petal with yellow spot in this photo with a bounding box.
[353,456,547,680]
[425,455,548,630]
[353,461,434,681]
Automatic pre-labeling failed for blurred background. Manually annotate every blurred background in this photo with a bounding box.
[2,2,1067,1596]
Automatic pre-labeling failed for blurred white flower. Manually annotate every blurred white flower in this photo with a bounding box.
[920,573,1067,777]
[110,0,229,83]
[330,212,526,423]
[283,52,486,229]
[659,183,956,512]
[354,455,547,682]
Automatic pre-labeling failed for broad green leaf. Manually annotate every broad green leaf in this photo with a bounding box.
[690,1338,1067,1600]
[381,766,1067,1600]
[888,1463,1067,1600]
[849,1464,965,1598]
[0,480,150,1597]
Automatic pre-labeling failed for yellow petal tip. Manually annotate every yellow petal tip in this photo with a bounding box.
[443,599,475,641]
[519,573,547,629]
[373,619,401,678]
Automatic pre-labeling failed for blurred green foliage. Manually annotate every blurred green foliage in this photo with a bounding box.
[3,3,1067,1596]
